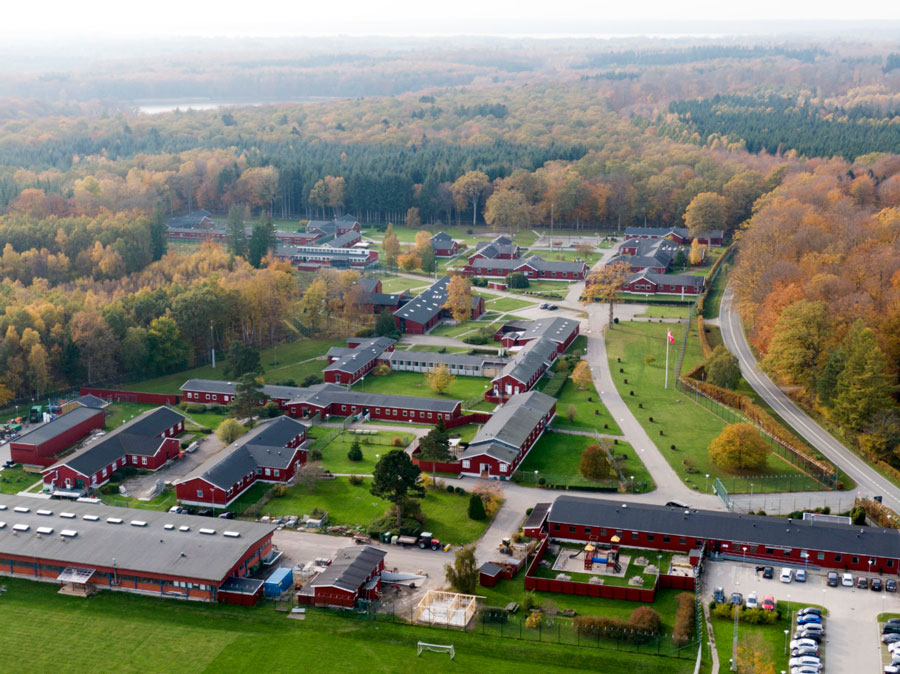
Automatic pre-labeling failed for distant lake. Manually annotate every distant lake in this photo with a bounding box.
[134,97,336,115]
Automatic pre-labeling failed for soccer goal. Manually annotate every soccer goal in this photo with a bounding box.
[416,641,455,660]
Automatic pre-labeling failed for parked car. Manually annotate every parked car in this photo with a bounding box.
[790,667,821,674]
[780,568,793,583]
[217,511,235,519]
[746,592,759,609]
[842,573,854,586]
[858,576,869,589]
[872,578,884,591]
[168,506,184,514]
[883,633,900,644]
[798,607,822,617]
[762,595,775,611]
[790,638,818,650]
[539,303,549,309]
[885,618,900,625]
[798,625,825,637]
[795,569,807,582]
[788,656,822,669]
[730,592,743,606]
[713,587,726,604]
[791,646,818,658]
[197,508,213,517]
[883,624,900,635]
[796,631,823,643]
[762,566,774,579]
[827,571,839,586]
[796,614,822,625]
[884,665,900,674]
[888,579,898,592]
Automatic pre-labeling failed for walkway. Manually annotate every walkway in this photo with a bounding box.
[719,286,900,512]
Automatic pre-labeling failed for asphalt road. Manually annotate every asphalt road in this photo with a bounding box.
[719,286,900,512]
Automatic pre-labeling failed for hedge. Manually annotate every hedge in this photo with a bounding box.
[573,606,661,644]
[672,592,695,645]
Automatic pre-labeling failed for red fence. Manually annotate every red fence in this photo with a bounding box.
[80,387,180,406]
[411,453,462,475]
[445,412,492,429]
[659,574,696,592]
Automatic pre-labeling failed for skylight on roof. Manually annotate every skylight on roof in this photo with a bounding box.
[36,526,53,535]
[83,514,99,521]
[106,517,123,524]
[60,529,77,537]
[130,520,147,527]
[179,525,190,532]
[163,523,174,530]
[13,524,29,532]
[14,506,30,513]
[198,528,215,535]
[60,512,76,519]
[223,531,241,538]
[36,509,52,516]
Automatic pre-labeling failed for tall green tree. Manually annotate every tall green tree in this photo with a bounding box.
[418,417,451,461]
[248,218,276,268]
[370,450,424,527]
[230,372,266,426]
[224,340,261,379]
[706,345,741,390]
[226,205,247,258]
[374,309,400,338]
[444,545,478,594]
[146,315,189,374]
[762,300,829,393]
[816,347,845,407]
[832,322,895,432]
[150,202,168,261]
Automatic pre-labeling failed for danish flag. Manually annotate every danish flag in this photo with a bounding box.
[666,330,675,344]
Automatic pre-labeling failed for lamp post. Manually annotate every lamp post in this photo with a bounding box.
[705,473,710,493]
[783,629,789,655]
[742,546,748,567]
[630,475,635,493]
[869,558,875,579]
[534,470,539,485]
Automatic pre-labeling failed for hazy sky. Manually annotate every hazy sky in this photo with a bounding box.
[8,0,900,38]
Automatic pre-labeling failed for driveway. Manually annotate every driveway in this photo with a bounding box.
[703,559,894,674]
[719,286,900,511]
[121,433,226,498]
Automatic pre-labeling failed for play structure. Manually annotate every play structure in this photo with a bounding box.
[581,537,622,574]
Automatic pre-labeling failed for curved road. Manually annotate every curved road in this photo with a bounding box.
[719,285,900,512]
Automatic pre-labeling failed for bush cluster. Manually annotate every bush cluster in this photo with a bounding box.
[672,592,696,645]
[573,606,662,644]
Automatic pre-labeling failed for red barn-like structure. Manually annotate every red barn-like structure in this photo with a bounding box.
[298,545,387,608]
[10,406,106,467]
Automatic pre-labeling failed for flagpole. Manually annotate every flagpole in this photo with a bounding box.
[665,333,669,389]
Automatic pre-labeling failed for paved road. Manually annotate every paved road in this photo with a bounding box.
[719,286,900,512]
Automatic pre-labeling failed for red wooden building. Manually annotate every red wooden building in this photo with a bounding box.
[0,494,275,604]
[462,255,586,281]
[41,407,184,496]
[541,495,900,575]
[298,545,387,608]
[273,244,378,271]
[488,338,558,402]
[621,270,705,296]
[10,406,106,467]
[175,416,308,508]
[623,226,723,247]
[323,337,396,386]
[393,276,485,334]
[467,235,520,264]
[494,317,580,354]
[430,232,459,257]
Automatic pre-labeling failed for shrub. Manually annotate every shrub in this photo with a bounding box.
[216,418,246,444]
[579,444,611,480]
[392,436,405,447]
[468,493,487,520]
[309,449,323,462]
[521,591,538,612]
[644,354,655,365]
[264,401,282,418]
[447,485,455,493]
[629,606,662,634]
[371,364,392,377]
[455,486,465,495]
[275,379,296,387]
[672,592,696,645]
[348,475,364,486]
[301,374,323,387]
[525,507,533,516]
[525,613,543,629]
[347,440,363,462]
[538,477,546,486]
[271,484,287,497]
[566,404,577,422]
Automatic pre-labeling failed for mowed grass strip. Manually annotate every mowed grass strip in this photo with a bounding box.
[352,370,490,403]
[0,577,691,674]
[605,321,813,493]
[545,376,622,436]
[308,428,410,475]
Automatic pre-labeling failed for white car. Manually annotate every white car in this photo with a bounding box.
[791,638,818,650]
[781,567,794,583]
[842,572,854,586]
[789,656,822,669]
[746,592,759,609]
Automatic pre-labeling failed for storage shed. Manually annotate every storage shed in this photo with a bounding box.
[264,567,294,598]
[479,562,503,588]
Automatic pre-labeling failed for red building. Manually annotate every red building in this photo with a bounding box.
[325,230,363,248]
[10,406,106,467]
[541,495,900,574]
[298,545,387,608]
[430,232,459,257]
[175,417,308,508]
[488,338,558,402]
[41,407,184,495]
[467,235,520,264]
[494,317,580,354]
[462,255,586,281]
[612,238,679,273]
[0,494,275,604]
[459,391,556,478]
[621,271,705,296]
[323,337,396,386]
[273,244,378,271]
[623,226,723,247]
[393,276,485,334]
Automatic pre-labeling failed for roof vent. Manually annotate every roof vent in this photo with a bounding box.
[622,504,627,508]
[130,520,148,527]
[36,526,53,535]
[60,512,76,519]
[106,517,123,524]
[199,528,216,535]
[13,524,29,532]
[179,525,190,532]
[36,509,52,516]
[14,506,30,513]
[223,531,241,538]
[163,524,175,530]
[60,529,77,537]
[83,514,100,521]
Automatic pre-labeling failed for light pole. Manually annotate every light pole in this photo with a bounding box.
[534,470,539,485]
[742,546,748,567]
[869,558,875,579]
[630,475,635,493]
[783,629,789,655]
[705,473,710,493]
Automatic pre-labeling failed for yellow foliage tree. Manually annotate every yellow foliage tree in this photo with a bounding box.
[444,275,474,323]
[425,363,455,395]
[736,633,777,674]
[688,239,706,266]
[383,223,400,267]
[398,251,421,272]
[572,360,592,390]
[708,423,770,471]
[582,261,630,327]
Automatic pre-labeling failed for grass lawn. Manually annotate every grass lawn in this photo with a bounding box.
[259,478,491,545]
[379,275,431,293]
[105,402,157,428]
[636,306,693,319]
[509,281,574,297]
[102,489,178,512]
[0,577,688,674]
[308,428,411,475]
[124,337,343,395]
[605,321,822,494]
[544,376,622,436]
[0,465,41,494]
[353,371,489,404]
[181,410,228,432]
[483,296,537,312]
[701,261,732,320]
[522,249,603,266]
[534,545,673,588]
[516,432,654,492]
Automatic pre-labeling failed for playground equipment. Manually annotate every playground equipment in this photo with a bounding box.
[582,541,622,573]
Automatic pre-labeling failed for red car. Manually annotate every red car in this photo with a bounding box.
[762,595,776,611]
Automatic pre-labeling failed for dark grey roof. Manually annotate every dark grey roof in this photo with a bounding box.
[366,293,407,307]
[52,407,184,477]
[181,379,320,401]
[628,271,705,288]
[467,390,555,452]
[357,279,380,293]
[178,416,307,490]
[525,256,587,273]
[430,231,453,244]
[468,257,519,271]
[166,210,213,228]
[275,244,371,261]
[480,562,503,576]
[509,317,579,345]
[496,338,557,386]
[461,441,519,463]
[0,493,275,583]
[311,545,386,592]
[13,407,105,447]
[324,338,394,375]
[386,351,506,369]
[219,576,265,594]
[334,214,359,225]
[75,394,110,409]
[624,226,690,238]
[524,502,551,531]
[288,383,461,413]
[325,230,361,248]
[393,276,475,324]
[307,219,335,234]
[548,495,900,558]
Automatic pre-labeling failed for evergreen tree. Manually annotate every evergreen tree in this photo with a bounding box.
[248,218,276,268]
[374,309,400,338]
[347,439,363,462]
[370,450,424,527]
[226,205,247,258]
[816,347,845,407]
[150,202,168,261]
[418,417,451,461]
[832,322,895,432]
[229,372,266,426]
[223,340,262,379]
[467,492,487,520]
[706,345,741,390]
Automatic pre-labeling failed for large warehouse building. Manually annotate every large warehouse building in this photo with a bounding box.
[0,494,275,603]
[9,406,106,467]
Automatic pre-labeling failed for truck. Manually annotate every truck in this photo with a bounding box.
[394,532,441,550]
[29,405,42,423]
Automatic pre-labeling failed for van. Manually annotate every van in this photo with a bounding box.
[842,573,854,586]
[780,568,793,583]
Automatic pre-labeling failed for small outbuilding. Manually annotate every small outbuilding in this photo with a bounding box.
[264,567,294,598]
[479,562,504,588]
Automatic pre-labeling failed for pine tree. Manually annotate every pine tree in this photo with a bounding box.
[374,309,400,338]
[467,492,487,520]
[816,347,845,407]
[832,322,895,432]
[226,205,248,258]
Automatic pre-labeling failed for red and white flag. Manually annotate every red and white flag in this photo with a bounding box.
[666,330,675,344]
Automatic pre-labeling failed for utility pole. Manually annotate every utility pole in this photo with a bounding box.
[210,320,216,369]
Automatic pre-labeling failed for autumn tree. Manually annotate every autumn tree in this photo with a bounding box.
[761,300,830,393]
[582,261,630,327]
[426,363,455,395]
[414,230,435,273]
[296,278,328,335]
[150,202,168,261]
[705,346,741,390]
[832,322,895,432]
[216,418,246,445]
[708,423,769,471]
[684,192,727,237]
[575,243,595,259]
[444,275,474,323]
[572,360,592,390]
[451,170,491,225]
[736,633,777,674]
[406,207,421,228]
[383,223,400,267]
[445,545,478,594]
[324,175,346,216]
[70,310,117,383]
[308,179,329,218]
[484,186,531,232]
[398,250,421,272]
[370,450,424,527]
[688,239,706,266]
[579,444,611,480]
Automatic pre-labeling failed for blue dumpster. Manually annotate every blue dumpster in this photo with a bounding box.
[263,567,294,598]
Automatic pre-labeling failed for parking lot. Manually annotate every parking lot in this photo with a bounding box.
[704,560,899,674]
